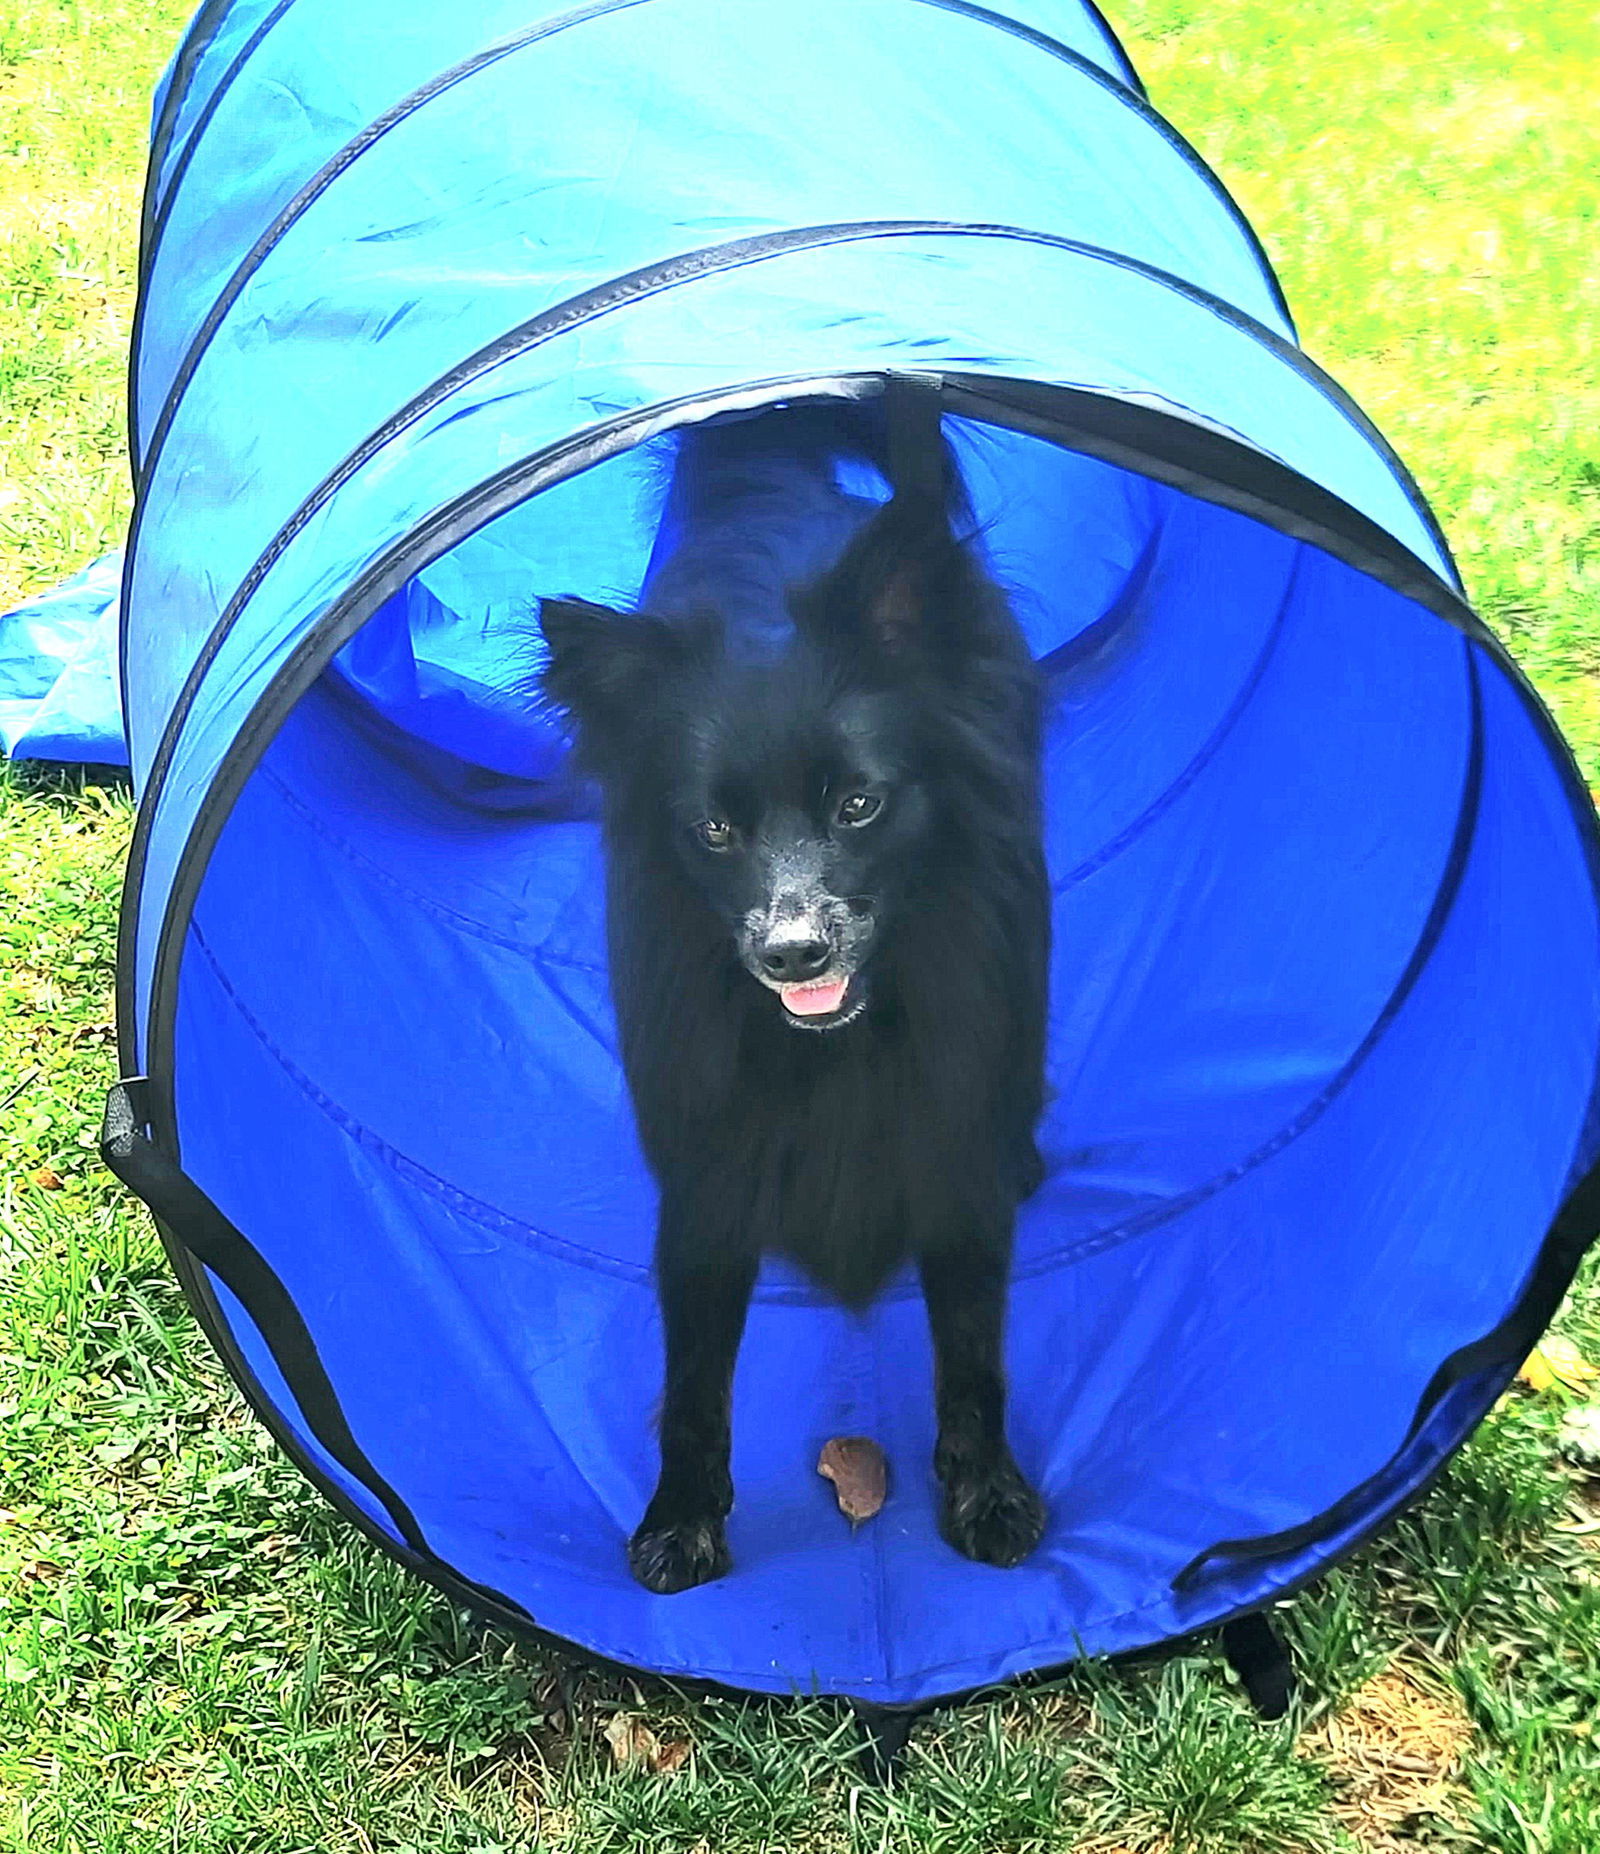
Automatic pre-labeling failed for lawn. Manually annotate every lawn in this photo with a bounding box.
[3,1,1599,1848]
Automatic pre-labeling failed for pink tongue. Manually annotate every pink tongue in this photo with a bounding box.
[781,977,849,1017]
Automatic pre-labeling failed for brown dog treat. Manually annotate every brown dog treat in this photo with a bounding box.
[817,1436,889,1523]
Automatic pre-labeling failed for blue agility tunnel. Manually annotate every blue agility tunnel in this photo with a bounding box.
[106,0,1600,1707]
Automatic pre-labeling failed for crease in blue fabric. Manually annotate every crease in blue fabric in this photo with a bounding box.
[1017,634,1484,1281]
[1049,540,1294,895]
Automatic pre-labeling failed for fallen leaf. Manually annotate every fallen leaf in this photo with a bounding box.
[602,1712,692,1774]
[818,1436,888,1523]
[1518,1337,1599,1395]
[603,1711,653,1768]
[1518,1354,1555,1393]
[30,1167,63,1191]
[603,1712,659,1769]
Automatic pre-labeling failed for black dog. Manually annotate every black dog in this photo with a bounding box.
[539,386,1049,1594]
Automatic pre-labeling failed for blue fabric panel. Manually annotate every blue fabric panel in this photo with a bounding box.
[0,554,127,764]
[136,0,1158,451]
[331,429,1161,774]
[145,0,1143,260]
[1032,551,1476,1261]
[168,528,1600,1699]
[194,505,1474,1275]
[126,0,1305,744]
[148,0,288,211]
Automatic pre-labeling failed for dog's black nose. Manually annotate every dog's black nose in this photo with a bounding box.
[760,937,831,982]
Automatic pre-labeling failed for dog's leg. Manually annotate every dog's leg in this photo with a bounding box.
[919,1238,1046,1568]
[628,1215,758,1595]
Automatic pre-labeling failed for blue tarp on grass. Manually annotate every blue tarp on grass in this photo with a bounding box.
[0,554,127,765]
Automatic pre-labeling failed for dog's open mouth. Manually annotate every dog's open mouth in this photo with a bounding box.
[781,976,849,1017]
[776,974,865,1029]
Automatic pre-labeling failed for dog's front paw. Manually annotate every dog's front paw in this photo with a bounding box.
[938,1458,1047,1569]
[628,1514,731,1594]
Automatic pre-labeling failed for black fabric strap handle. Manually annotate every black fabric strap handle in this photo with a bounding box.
[101,1078,428,1556]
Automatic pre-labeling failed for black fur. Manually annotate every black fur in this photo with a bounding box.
[538,394,1049,1593]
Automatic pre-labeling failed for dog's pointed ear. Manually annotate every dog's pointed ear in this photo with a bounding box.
[796,492,989,670]
[538,597,673,735]
[795,383,1001,670]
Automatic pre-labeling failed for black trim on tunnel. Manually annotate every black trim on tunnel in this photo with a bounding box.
[126,0,301,484]
[139,0,300,290]
[125,0,236,569]
[119,1185,556,1640]
[915,0,1146,98]
[112,370,1600,1704]
[1172,1182,1600,1595]
[139,0,232,276]
[1074,0,1146,95]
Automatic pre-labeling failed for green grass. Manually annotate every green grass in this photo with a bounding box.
[0,0,169,611]
[4,0,1600,1847]
[1126,0,1600,776]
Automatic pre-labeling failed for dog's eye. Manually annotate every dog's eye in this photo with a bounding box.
[836,793,882,827]
[695,816,735,851]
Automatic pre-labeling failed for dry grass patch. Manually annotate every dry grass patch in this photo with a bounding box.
[1308,1661,1472,1847]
